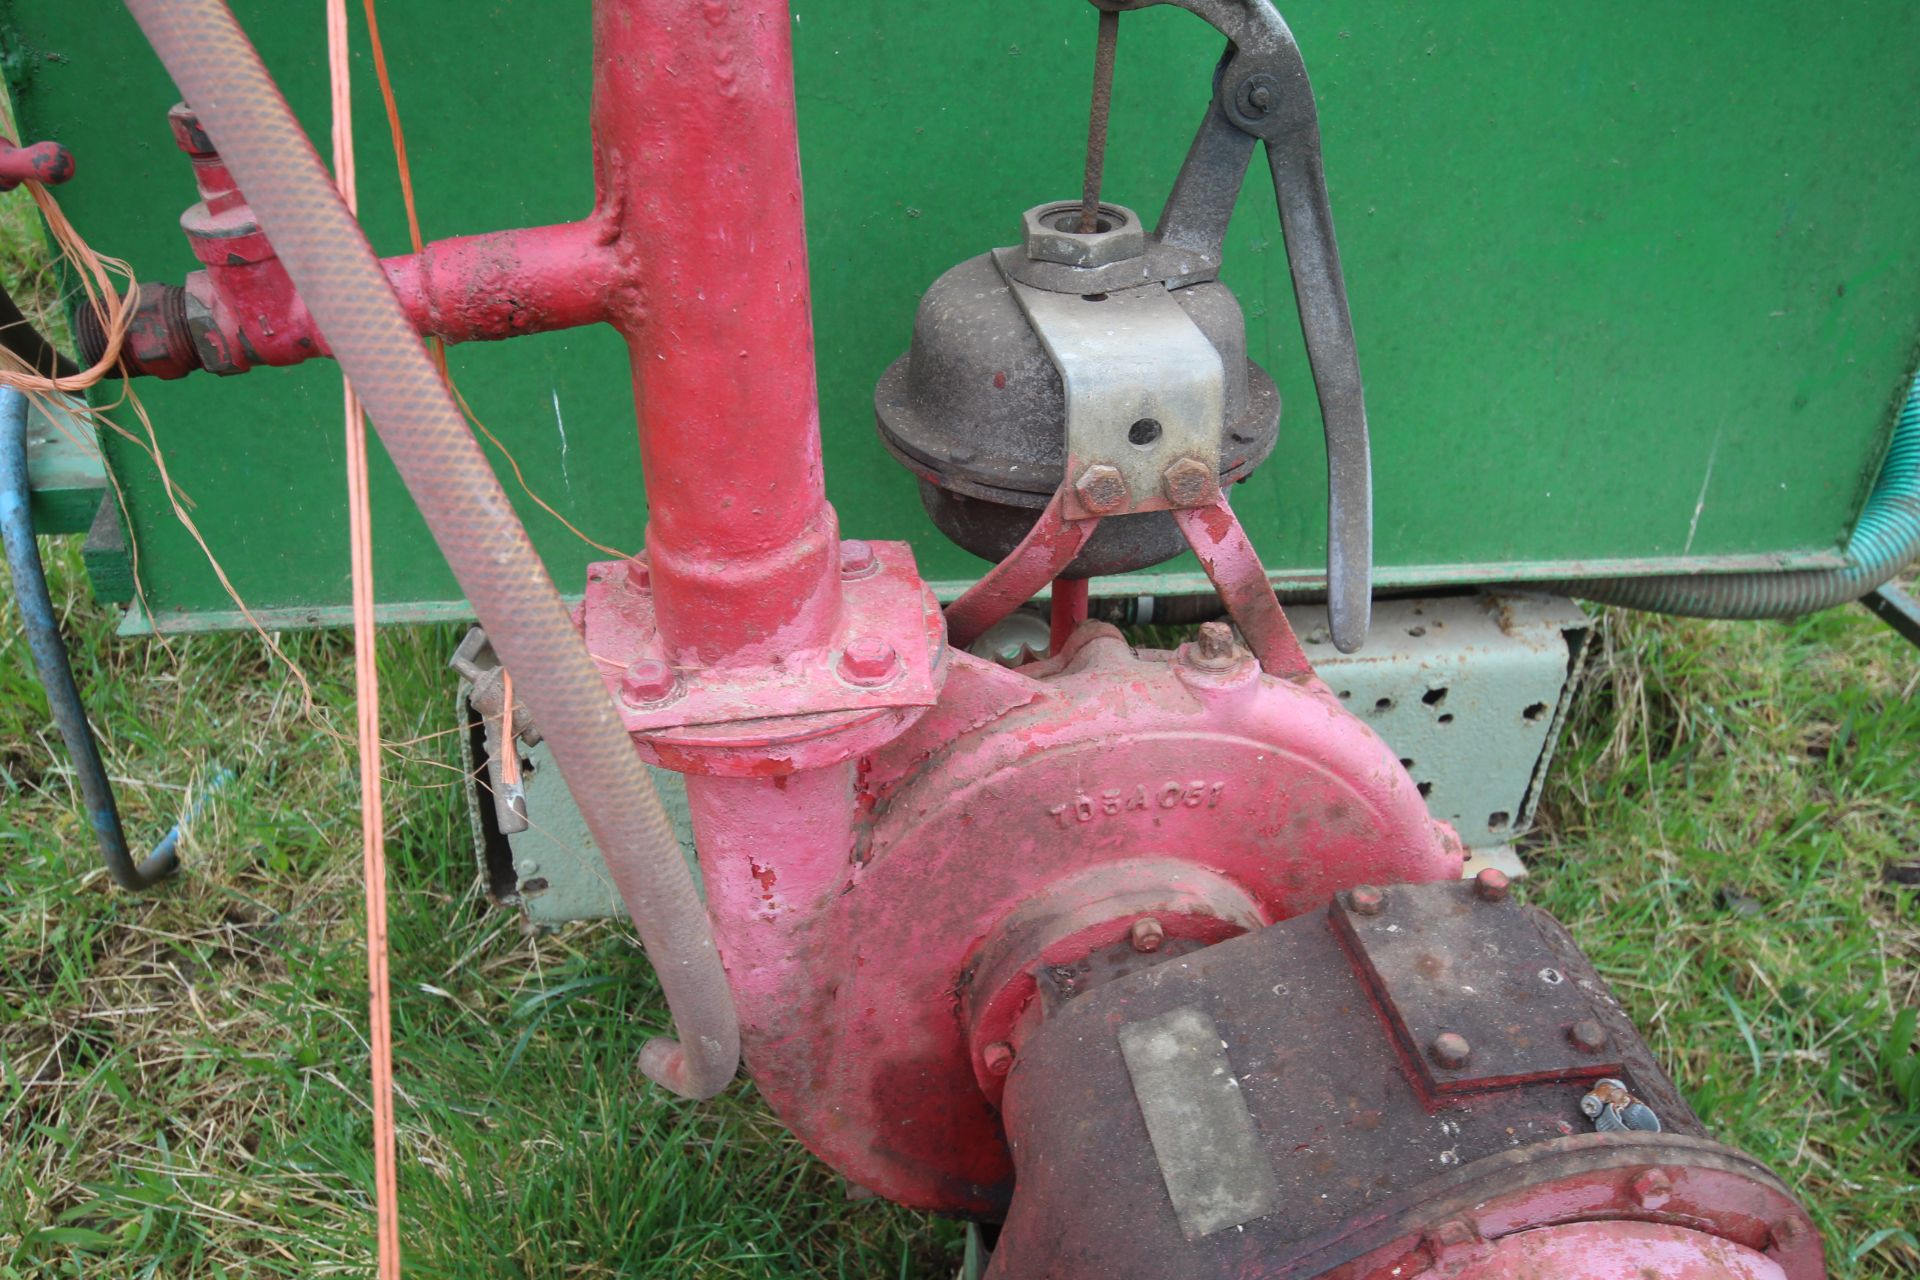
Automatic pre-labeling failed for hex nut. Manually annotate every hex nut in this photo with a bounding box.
[983,1042,1015,1077]
[839,636,901,687]
[1161,456,1216,507]
[620,659,680,707]
[1630,1169,1673,1210]
[1192,620,1238,667]
[1021,200,1147,269]
[1129,917,1166,953]
[1348,884,1386,916]
[1430,1031,1472,1070]
[1074,464,1130,514]
[1568,1018,1609,1053]
[1473,867,1511,902]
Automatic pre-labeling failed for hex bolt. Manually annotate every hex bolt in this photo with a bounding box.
[1074,463,1129,514]
[629,558,652,591]
[620,658,679,707]
[1630,1169,1673,1210]
[1430,1031,1472,1070]
[839,539,878,579]
[1188,620,1239,669]
[839,636,901,687]
[1130,917,1165,953]
[983,1042,1015,1076]
[1568,1018,1609,1053]
[1348,884,1386,916]
[1161,456,1215,507]
[1473,867,1511,902]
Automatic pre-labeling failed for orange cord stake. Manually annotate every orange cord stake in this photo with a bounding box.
[328,2,401,1274]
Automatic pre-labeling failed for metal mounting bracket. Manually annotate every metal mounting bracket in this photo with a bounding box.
[1003,269,1225,521]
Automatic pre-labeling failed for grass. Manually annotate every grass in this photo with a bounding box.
[0,541,961,1279]
[2,194,1918,1276]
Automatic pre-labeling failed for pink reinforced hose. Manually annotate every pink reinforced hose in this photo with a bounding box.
[121,0,740,1099]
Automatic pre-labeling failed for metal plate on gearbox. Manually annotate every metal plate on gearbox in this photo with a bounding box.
[1117,1004,1279,1240]
[1001,267,1225,521]
[1333,880,1619,1096]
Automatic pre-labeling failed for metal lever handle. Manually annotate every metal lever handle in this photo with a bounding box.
[1106,0,1372,652]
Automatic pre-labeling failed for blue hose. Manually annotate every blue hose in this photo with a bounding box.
[1558,368,1920,617]
[0,386,214,888]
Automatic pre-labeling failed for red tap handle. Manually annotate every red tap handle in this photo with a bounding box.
[0,137,76,191]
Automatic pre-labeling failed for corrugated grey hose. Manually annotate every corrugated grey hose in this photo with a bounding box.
[1552,369,1920,618]
[122,0,739,1099]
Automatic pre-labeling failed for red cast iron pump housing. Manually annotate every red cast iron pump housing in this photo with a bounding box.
[113,0,1826,1275]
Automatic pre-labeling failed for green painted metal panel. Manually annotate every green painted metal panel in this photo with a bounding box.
[3,2,1915,631]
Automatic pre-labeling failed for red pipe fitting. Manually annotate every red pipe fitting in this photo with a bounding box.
[91,108,620,377]
[0,135,75,190]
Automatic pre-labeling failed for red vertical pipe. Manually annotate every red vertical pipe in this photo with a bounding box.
[594,0,842,667]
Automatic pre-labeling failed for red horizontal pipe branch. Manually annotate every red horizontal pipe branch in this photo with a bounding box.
[106,4,844,669]
[102,216,619,377]
[92,101,625,377]
[382,218,619,345]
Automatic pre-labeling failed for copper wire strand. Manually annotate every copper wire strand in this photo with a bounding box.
[357,6,629,559]
[497,668,519,787]
[328,0,402,1273]
[0,40,609,778]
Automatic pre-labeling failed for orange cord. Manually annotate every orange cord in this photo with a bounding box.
[329,2,401,1274]
[497,669,519,788]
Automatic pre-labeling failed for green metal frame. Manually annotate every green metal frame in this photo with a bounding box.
[4,2,1916,632]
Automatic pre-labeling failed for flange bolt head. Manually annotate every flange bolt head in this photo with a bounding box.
[1130,917,1166,953]
[1348,884,1386,916]
[621,659,679,707]
[839,636,901,687]
[1430,1031,1472,1070]
[1473,867,1511,902]
[983,1042,1015,1077]
[1631,1169,1673,1210]
[839,539,878,578]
